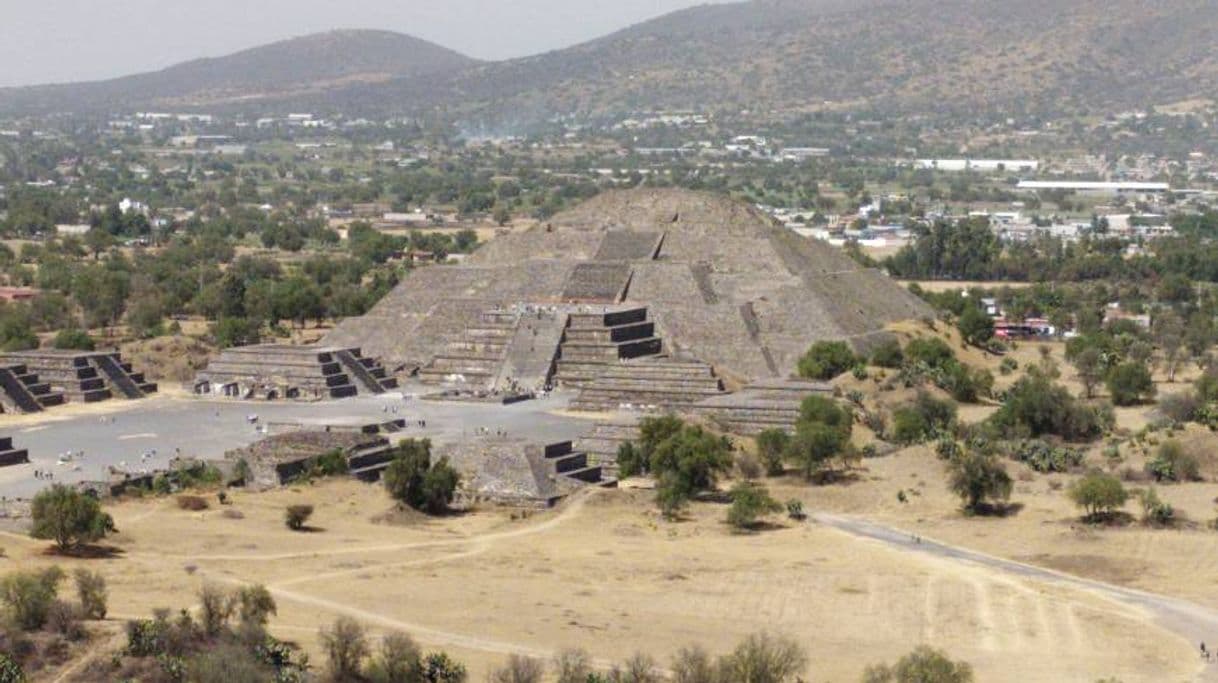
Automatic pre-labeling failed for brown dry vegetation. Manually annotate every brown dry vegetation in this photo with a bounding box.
[0,474,1201,683]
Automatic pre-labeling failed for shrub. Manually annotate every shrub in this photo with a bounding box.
[726,482,783,530]
[786,499,806,520]
[553,649,592,683]
[187,643,267,683]
[0,653,22,683]
[198,584,234,636]
[490,655,544,683]
[990,372,1108,441]
[755,429,790,476]
[284,505,313,531]
[424,651,467,683]
[1139,487,1175,526]
[1068,471,1129,522]
[904,337,955,368]
[1010,440,1083,473]
[1106,361,1156,406]
[891,391,957,445]
[74,569,107,620]
[30,484,115,551]
[46,599,85,639]
[671,645,715,683]
[0,566,64,630]
[870,339,905,368]
[236,585,276,630]
[321,616,369,682]
[716,632,807,683]
[797,341,859,381]
[946,451,1012,513]
[367,632,423,683]
[863,646,973,682]
[998,357,1018,376]
[176,495,209,511]
[52,329,95,351]
[734,453,763,480]
[1146,440,1201,482]
[1159,392,1200,424]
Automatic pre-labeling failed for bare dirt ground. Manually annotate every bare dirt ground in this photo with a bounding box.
[0,478,1201,682]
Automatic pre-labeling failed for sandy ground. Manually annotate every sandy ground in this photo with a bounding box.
[0,478,1200,682]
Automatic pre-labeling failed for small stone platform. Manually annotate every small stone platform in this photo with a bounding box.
[0,363,66,414]
[0,350,157,403]
[224,431,397,486]
[0,436,29,467]
[568,357,726,412]
[195,345,397,401]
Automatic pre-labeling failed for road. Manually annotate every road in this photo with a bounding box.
[814,512,1218,682]
[0,383,590,499]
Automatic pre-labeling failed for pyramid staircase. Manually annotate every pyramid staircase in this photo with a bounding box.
[418,310,519,388]
[0,363,66,413]
[0,351,158,403]
[541,440,617,487]
[553,307,664,387]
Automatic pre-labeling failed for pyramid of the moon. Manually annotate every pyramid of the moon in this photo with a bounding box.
[324,189,932,385]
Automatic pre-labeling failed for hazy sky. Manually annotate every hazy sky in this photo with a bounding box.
[1,0,732,87]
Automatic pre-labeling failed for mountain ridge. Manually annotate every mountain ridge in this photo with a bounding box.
[3,1,1218,122]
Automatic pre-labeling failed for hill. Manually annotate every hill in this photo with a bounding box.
[4,1,1218,122]
[0,29,478,113]
[304,0,1218,124]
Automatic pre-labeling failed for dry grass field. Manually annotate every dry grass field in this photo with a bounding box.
[0,475,1202,682]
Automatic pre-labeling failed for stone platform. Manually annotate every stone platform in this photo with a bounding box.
[567,357,726,412]
[194,345,397,401]
[0,363,66,414]
[0,437,29,467]
[0,350,156,403]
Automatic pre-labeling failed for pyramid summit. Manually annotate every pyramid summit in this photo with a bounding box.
[326,189,929,387]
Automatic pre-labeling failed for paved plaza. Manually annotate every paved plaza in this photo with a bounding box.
[0,383,590,499]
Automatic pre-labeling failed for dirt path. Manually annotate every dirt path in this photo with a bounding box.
[813,512,1218,682]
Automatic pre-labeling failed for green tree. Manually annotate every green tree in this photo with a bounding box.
[211,316,260,349]
[383,439,460,514]
[787,395,854,478]
[1071,347,1105,399]
[727,481,783,530]
[1105,361,1156,406]
[946,451,1012,514]
[797,341,858,381]
[52,328,95,351]
[755,429,791,477]
[1067,471,1129,522]
[30,484,115,551]
[957,304,994,348]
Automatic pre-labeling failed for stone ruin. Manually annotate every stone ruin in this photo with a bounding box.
[224,430,398,487]
[194,345,397,400]
[326,188,931,392]
[438,436,615,507]
[0,436,28,468]
[0,350,157,409]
